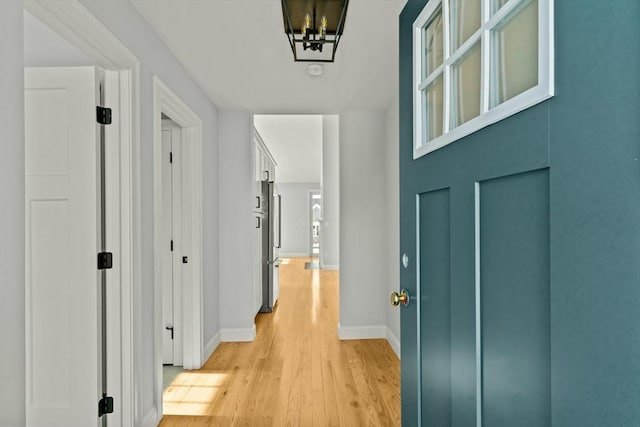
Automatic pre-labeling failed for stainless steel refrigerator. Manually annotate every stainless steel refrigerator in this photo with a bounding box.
[258,180,281,313]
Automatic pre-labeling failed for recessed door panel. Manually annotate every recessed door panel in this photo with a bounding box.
[418,188,452,427]
[479,169,550,427]
[29,200,71,407]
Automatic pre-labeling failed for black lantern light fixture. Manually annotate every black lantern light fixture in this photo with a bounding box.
[281,0,349,63]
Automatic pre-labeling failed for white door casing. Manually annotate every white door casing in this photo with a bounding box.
[25,66,100,427]
[153,76,204,423]
[103,69,128,427]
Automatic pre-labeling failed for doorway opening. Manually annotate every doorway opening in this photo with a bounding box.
[152,76,205,418]
[160,116,185,387]
[252,115,337,269]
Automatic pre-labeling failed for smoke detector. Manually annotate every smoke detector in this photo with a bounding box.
[306,64,324,76]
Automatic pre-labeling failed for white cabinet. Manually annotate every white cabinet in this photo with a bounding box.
[253,130,276,183]
[252,128,277,314]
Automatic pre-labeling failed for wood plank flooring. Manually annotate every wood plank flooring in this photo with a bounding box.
[159,257,400,426]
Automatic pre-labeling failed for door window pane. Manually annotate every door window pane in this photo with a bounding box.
[451,43,481,127]
[412,0,552,157]
[492,0,538,106]
[423,8,444,78]
[449,0,481,52]
[423,75,444,142]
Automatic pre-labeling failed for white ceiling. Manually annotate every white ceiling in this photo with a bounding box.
[254,115,322,183]
[131,0,406,113]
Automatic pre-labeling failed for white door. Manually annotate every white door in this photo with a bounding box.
[25,66,100,426]
[161,121,183,366]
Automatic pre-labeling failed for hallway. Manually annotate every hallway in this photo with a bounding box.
[160,258,400,426]
[160,258,400,427]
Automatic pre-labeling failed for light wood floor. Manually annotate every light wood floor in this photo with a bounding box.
[159,257,400,426]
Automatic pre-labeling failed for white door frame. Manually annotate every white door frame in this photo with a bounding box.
[23,1,139,426]
[152,76,204,415]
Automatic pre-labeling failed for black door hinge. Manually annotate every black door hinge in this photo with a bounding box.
[97,252,113,270]
[96,106,112,125]
[98,395,114,417]
[170,152,173,163]
[170,240,174,252]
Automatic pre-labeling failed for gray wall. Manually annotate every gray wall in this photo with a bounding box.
[321,115,340,269]
[218,111,255,333]
[0,1,25,424]
[339,110,388,330]
[277,183,320,257]
[385,97,400,349]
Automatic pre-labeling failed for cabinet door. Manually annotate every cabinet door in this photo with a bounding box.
[253,214,263,313]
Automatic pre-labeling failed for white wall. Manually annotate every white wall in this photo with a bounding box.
[218,111,256,338]
[23,10,95,67]
[321,116,340,270]
[338,110,388,337]
[385,97,401,355]
[0,1,25,424]
[277,183,320,257]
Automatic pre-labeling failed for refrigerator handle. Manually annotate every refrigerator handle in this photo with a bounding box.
[277,194,282,248]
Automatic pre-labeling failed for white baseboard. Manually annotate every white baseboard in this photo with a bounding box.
[278,252,311,258]
[337,324,401,359]
[141,408,158,427]
[337,323,386,340]
[203,330,221,362]
[386,327,401,360]
[322,264,339,270]
[220,324,256,342]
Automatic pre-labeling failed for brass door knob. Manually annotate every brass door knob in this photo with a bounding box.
[390,289,409,307]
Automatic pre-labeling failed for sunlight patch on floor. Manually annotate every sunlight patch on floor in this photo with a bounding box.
[163,372,227,416]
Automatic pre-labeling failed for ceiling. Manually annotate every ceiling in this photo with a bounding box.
[131,0,406,114]
[254,115,323,183]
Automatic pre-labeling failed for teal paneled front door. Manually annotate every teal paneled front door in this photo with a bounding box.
[398,1,640,426]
